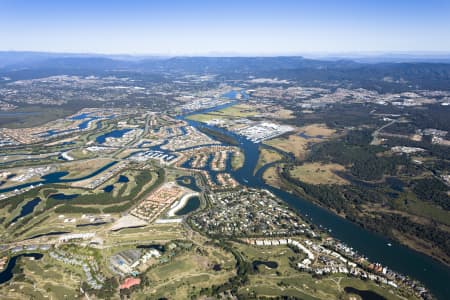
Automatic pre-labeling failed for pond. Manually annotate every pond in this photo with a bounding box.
[0,253,44,284]
[10,197,41,223]
[96,129,132,144]
[118,175,129,183]
[136,244,165,252]
[252,260,278,270]
[175,196,201,216]
[49,193,79,200]
[41,171,70,182]
[103,185,114,192]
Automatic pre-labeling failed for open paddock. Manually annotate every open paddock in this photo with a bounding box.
[262,165,284,189]
[289,163,349,185]
[255,147,284,173]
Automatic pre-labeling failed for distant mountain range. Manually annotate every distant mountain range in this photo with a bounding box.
[1,51,450,92]
[1,51,450,69]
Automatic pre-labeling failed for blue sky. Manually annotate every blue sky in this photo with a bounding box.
[0,0,449,55]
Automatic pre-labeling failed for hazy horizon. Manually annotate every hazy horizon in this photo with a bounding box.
[1,0,450,55]
[2,50,450,59]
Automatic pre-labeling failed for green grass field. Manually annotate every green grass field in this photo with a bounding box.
[254,147,284,174]
[186,103,259,123]
[134,243,236,299]
[393,190,450,226]
[232,242,417,300]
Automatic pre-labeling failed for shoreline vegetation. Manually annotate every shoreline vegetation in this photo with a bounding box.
[255,135,450,268]
[196,126,239,146]
[1,55,449,299]
[243,119,450,266]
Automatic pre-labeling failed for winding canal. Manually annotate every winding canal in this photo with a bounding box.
[0,99,448,298]
[180,103,450,300]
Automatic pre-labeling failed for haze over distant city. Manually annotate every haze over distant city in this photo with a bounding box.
[1,0,450,56]
[2,1,450,299]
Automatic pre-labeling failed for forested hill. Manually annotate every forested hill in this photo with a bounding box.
[1,52,450,91]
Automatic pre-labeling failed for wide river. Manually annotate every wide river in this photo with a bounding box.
[1,102,448,298]
[181,103,450,300]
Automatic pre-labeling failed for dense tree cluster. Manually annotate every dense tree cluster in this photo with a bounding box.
[412,178,450,211]
[308,130,411,181]
[196,126,239,146]
[351,213,450,262]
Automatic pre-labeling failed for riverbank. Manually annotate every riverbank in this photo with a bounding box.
[179,107,450,300]
[274,164,450,269]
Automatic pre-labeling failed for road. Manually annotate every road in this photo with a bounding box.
[370,119,398,145]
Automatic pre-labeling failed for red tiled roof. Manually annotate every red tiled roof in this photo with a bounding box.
[119,277,141,289]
